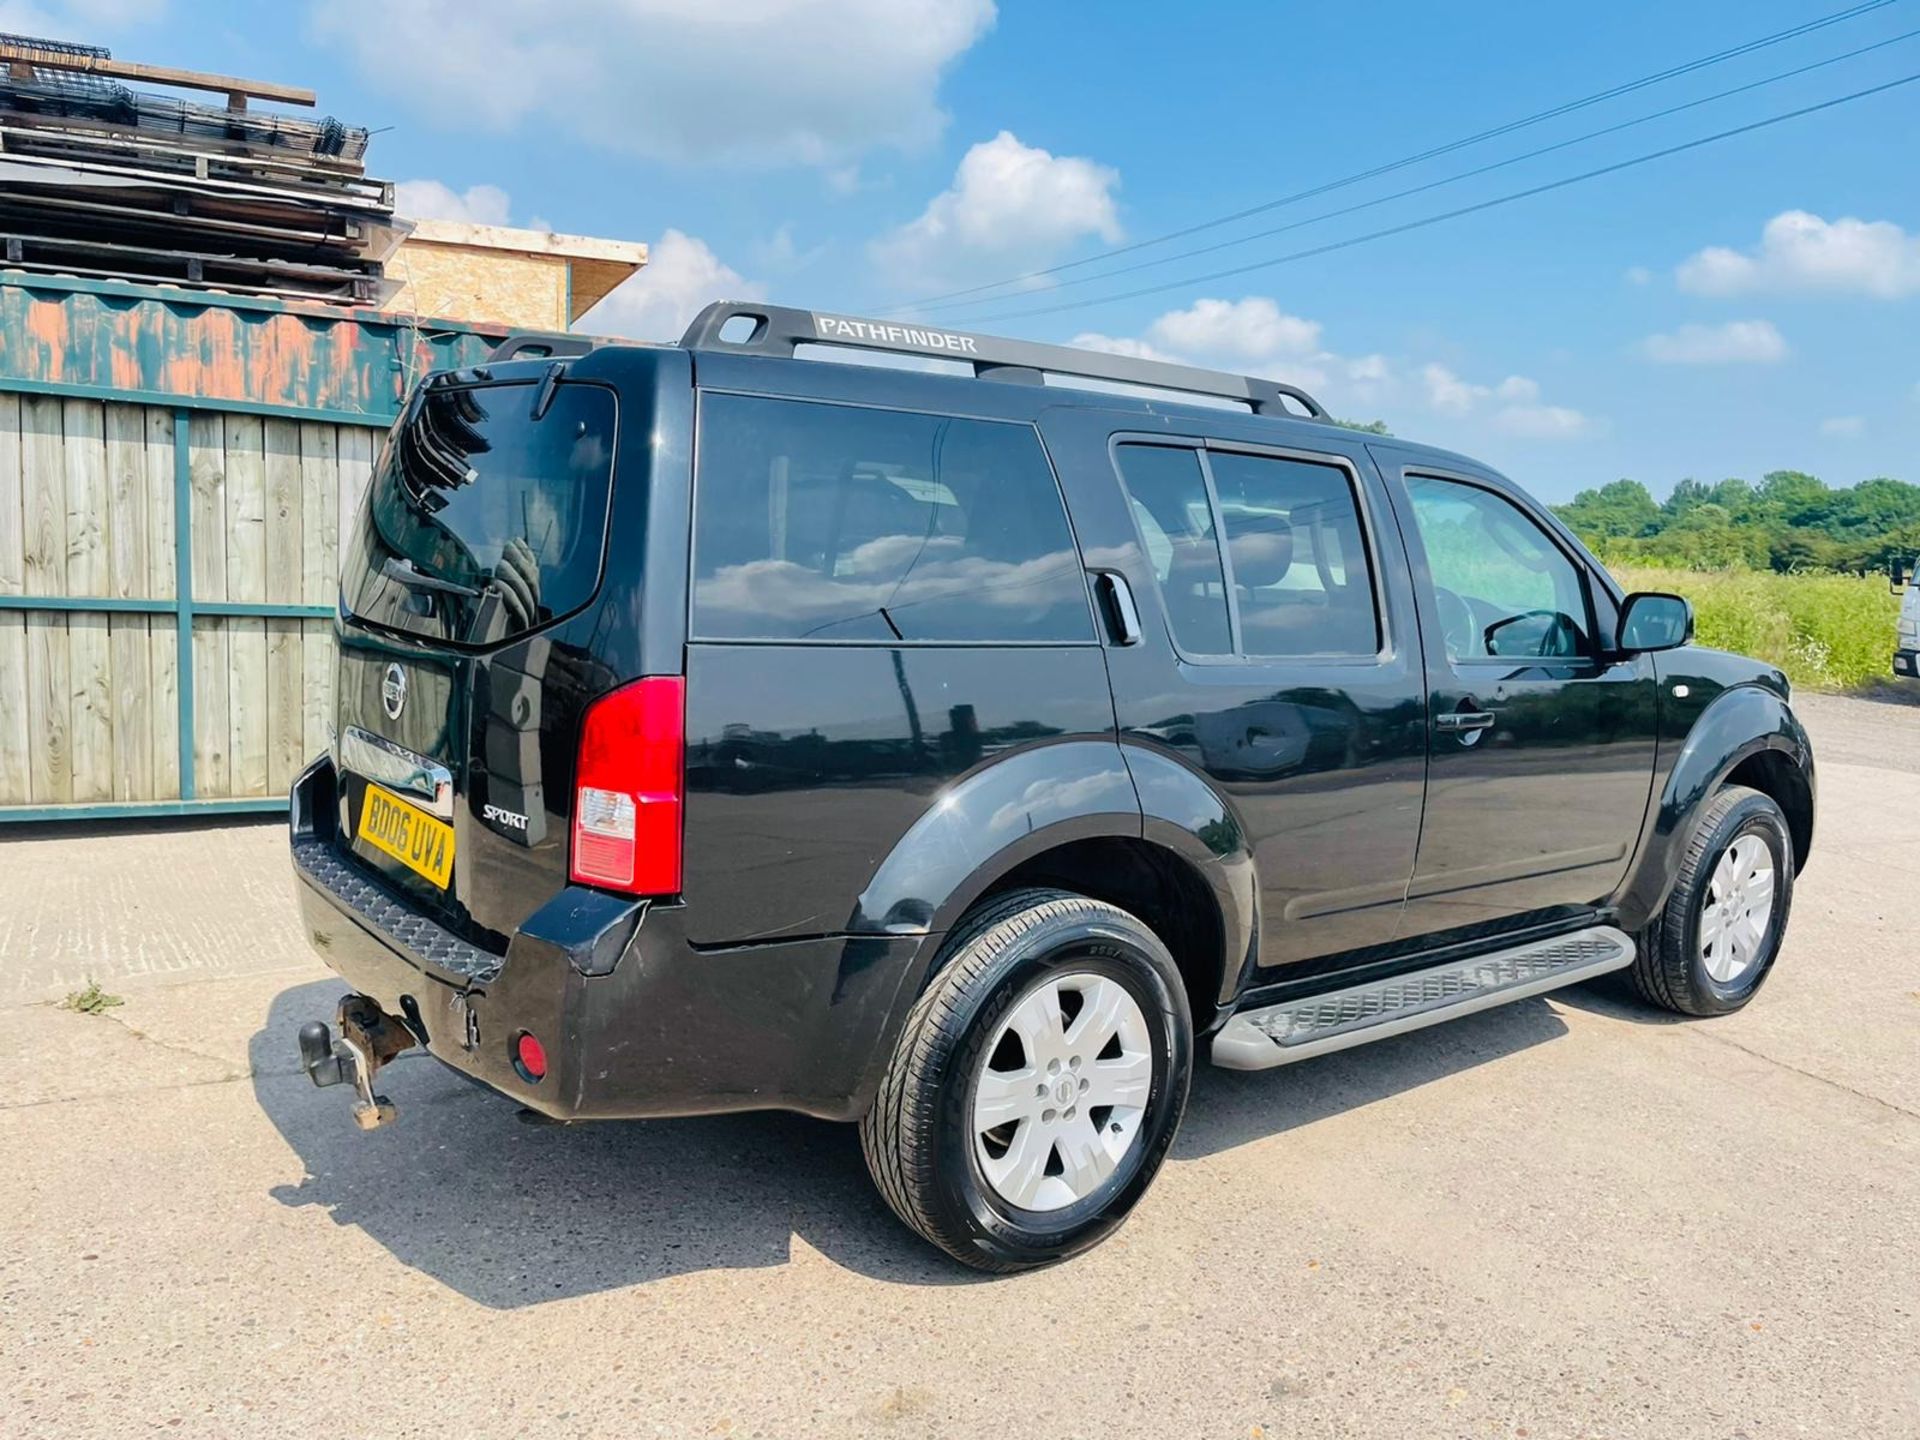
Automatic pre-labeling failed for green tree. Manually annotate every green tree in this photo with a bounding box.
[1663,478,1713,519]
[1558,469,1915,576]
[1758,470,1832,529]
[1557,479,1660,540]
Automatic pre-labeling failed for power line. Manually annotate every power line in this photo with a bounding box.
[882,0,1907,313]
[921,26,1920,318]
[955,71,1920,326]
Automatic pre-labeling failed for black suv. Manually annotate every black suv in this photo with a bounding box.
[291,302,1815,1271]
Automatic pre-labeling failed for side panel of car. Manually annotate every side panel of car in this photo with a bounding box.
[677,354,1130,948]
[1038,407,1431,975]
[682,646,1123,943]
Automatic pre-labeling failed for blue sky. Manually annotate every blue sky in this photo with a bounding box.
[10,0,1920,501]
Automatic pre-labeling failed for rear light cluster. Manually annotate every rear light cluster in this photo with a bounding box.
[570,676,685,896]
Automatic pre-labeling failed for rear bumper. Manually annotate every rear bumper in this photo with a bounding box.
[289,757,928,1122]
[1895,649,1918,679]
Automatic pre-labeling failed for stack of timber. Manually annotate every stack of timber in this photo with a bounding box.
[0,34,406,304]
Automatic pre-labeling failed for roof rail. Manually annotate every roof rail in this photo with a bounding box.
[678,300,1328,420]
[487,332,619,363]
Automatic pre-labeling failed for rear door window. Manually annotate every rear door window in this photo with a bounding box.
[692,393,1092,643]
[1114,442,1381,658]
[341,380,617,647]
[1206,451,1380,657]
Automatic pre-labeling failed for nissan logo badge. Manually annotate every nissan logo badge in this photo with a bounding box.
[381,663,407,721]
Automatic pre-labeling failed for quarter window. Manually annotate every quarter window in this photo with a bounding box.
[692,394,1091,643]
[1405,475,1591,660]
[1112,445,1232,655]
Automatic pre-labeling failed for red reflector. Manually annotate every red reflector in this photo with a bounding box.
[514,1031,547,1081]
[570,676,684,896]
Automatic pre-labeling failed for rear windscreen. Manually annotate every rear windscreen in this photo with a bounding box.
[341,380,617,646]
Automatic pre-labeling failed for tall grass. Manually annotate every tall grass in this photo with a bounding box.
[1612,565,1900,692]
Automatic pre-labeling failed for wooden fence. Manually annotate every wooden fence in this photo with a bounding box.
[0,394,376,808]
[0,272,502,820]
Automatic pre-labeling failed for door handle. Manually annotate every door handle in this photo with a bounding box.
[1092,571,1142,646]
[1434,710,1496,733]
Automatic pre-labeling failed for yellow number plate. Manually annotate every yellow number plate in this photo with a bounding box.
[358,783,455,889]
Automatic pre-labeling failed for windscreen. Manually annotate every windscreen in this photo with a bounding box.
[341,379,617,647]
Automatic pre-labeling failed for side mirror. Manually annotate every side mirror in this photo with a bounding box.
[1894,558,1912,594]
[1618,591,1693,654]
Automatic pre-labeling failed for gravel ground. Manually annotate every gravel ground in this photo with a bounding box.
[2,692,1916,1439]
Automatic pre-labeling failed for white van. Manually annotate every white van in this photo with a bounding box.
[1896,559,1919,679]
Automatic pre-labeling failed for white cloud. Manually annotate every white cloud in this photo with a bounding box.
[1071,300,1584,437]
[312,0,994,167]
[1624,265,1653,286]
[394,180,513,226]
[1421,365,1589,437]
[1067,332,1180,364]
[1076,298,1332,393]
[752,223,822,272]
[1677,211,1920,299]
[1494,403,1590,439]
[1144,297,1321,366]
[1641,319,1789,366]
[1820,415,1866,437]
[578,229,763,342]
[1346,353,1391,386]
[872,131,1121,290]
[1422,363,1487,414]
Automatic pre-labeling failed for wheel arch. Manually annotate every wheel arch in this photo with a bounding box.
[1615,682,1815,928]
[976,836,1233,1037]
[849,738,1255,1036]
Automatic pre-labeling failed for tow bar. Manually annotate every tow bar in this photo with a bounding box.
[298,995,416,1130]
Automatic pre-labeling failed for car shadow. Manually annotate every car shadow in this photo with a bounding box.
[1852,681,1920,709]
[1176,991,1573,1158]
[253,975,1585,1305]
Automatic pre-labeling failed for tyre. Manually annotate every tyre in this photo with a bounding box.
[1630,784,1794,1017]
[860,887,1193,1272]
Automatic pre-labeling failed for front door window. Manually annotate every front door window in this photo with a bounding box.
[1404,476,1591,662]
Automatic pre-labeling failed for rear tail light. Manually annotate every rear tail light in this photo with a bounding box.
[570,676,685,895]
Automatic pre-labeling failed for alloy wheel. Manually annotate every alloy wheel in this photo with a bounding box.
[971,972,1154,1212]
[1698,833,1776,984]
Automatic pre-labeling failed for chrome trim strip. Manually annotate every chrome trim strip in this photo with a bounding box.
[339,726,455,819]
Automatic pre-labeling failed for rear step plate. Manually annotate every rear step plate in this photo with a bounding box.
[1211,925,1635,1071]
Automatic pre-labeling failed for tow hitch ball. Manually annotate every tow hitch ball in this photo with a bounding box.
[299,995,415,1131]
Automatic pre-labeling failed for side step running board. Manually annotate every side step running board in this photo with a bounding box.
[1211,925,1635,1071]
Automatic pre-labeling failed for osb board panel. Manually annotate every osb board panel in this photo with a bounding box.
[386,242,568,332]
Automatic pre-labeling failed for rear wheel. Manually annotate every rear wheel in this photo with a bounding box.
[860,887,1193,1272]
[1631,785,1794,1017]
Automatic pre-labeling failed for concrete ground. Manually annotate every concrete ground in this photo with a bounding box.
[2,692,1917,1439]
